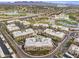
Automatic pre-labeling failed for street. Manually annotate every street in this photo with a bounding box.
[0,23,74,58]
[44,32,73,57]
[1,29,30,58]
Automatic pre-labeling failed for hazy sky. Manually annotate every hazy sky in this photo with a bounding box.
[0,0,79,2]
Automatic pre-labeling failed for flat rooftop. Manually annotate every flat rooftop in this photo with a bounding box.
[12,28,34,38]
[33,23,49,27]
[24,37,53,47]
[7,23,20,32]
[44,29,65,38]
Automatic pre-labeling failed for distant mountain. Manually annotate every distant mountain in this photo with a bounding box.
[0,1,57,7]
[13,1,56,6]
[47,1,79,6]
[0,1,79,7]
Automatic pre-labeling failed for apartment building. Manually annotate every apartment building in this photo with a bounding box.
[44,29,65,39]
[68,44,79,57]
[6,23,20,32]
[12,28,35,40]
[74,37,79,45]
[24,37,53,51]
[55,13,69,20]
[51,25,69,31]
[33,23,49,29]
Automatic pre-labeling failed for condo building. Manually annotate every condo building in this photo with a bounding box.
[6,23,20,32]
[24,37,54,51]
[12,28,35,40]
[44,29,65,39]
[68,44,79,57]
[33,23,49,29]
[55,13,69,20]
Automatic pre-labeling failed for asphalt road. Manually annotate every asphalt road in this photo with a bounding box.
[0,23,74,58]
[0,37,12,58]
[15,13,44,19]
[44,32,73,58]
[1,30,30,58]
[1,28,74,58]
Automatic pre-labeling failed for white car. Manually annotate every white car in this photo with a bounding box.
[63,52,74,58]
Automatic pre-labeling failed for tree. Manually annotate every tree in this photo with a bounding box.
[69,15,76,20]
[66,38,74,47]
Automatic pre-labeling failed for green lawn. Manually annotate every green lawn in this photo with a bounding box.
[27,17,50,24]
[52,36,61,42]
[0,13,27,17]
[56,19,78,25]
[26,50,50,55]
